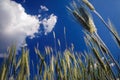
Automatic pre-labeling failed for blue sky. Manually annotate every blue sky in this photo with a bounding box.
[0,0,120,79]
[0,0,120,61]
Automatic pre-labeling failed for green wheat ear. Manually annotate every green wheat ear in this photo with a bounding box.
[72,6,97,33]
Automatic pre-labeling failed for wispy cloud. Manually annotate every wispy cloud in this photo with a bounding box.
[0,0,57,56]
[42,14,57,35]
[40,5,49,11]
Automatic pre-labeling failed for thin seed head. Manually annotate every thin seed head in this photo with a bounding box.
[43,71,47,80]
[108,19,118,35]
[64,27,66,35]
[57,39,61,47]
[50,47,53,53]
[66,6,72,12]
[1,64,7,80]
[108,19,120,47]
[92,48,107,71]
[100,44,108,54]
[50,55,54,72]
[71,43,74,51]
[64,51,70,69]
[53,31,56,39]
[62,59,67,76]
[45,46,51,54]
[35,48,44,60]
[16,58,21,70]
[25,51,30,77]
[82,0,95,10]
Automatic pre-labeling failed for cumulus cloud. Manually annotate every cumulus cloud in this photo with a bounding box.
[40,5,49,11]
[0,0,57,56]
[42,14,57,35]
[0,0,40,51]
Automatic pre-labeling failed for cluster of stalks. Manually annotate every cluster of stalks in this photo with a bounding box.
[68,0,120,79]
[0,0,120,80]
[0,44,120,80]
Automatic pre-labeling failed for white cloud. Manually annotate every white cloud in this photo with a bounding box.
[38,14,41,18]
[42,14,57,35]
[0,0,57,56]
[0,0,40,51]
[40,5,49,11]
[110,63,115,67]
